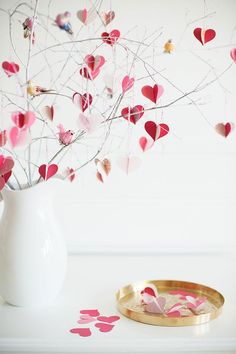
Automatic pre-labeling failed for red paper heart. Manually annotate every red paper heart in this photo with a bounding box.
[144,121,169,141]
[70,328,91,337]
[80,309,100,317]
[215,122,233,137]
[95,323,114,332]
[0,130,7,147]
[193,28,216,45]
[0,156,14,176]
[2,61,19,77]
[97,316,120,323]
[101,11,115,26]
[122,75,134,93]
[139,137,153,152]
[3,171,12,183]
[73,93,93,112]
[38,164,58,180]
[230,48,236,62]
[80,67,99,80]
[101,29,120,46]
[141,84,164,103]
[121,105,144,124]
[141,287,156,297]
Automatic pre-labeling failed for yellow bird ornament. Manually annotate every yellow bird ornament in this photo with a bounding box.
[164,39,174,54]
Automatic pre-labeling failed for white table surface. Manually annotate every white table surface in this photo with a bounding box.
[0,252,236,354]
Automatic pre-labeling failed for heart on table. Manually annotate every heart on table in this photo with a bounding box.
[77,315,96,324]
[9,127,28,147]
[95,322,114,333]
[73,92,93,112]
[97,315,120,323]
[230,48,236,62]
[145,121,169,141]
[117,155,141,174]
[70,327,92,337]
[193,28,216,45]
[11,111,36,129]
[38,164,58,181]
[101,11,115,26]
[42,105,54,121]
[144,296,166,314]
[77,8,96,25]
[80,309,100,317]
[0,155,14,176]
[215,122,233,137]
[101,29,120,46]
[141,84,164,103]
[2,61,19,77]
[139,136,154,152]
[0,130,7,147]
[121,105,144,124]
[122,75,134,93]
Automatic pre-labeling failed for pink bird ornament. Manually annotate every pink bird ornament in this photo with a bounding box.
[57,124,74,145]
[55,12,73,34]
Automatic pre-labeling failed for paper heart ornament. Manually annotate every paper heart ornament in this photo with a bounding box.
[9,127,28,147]
[193,28,216,45]
[73,92,93,112]
[145,121,169,141]
[101,29,120,45]
[117,156,141,174]
[0,155,14,176]
[95,323,114,333]
[42,105,54,121]
[121,105,144,124]
[2,61,19,77]
[215,122,233,137]
[78,113,101,133]
[77,8,96,25]
[80,309,100,317]
[11,111,36,129]
[0,130,7,147]
[80,67,99,80]
[70,328,92,337]
[85,55,105,72]
[139,137,154,152]
[95,158,111,183]
[38,164,58,180]
[141,84,164,103]
[101,11,115,26]
[97,315,120,323]
[230,48,236,62]
[122,75,134,93]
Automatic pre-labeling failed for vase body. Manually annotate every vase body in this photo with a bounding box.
[0,179,67,307]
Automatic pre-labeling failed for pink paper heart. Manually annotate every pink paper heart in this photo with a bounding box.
[80,309,100,317]
[144,297,166,314]
[85,55,105,72]
[0,156,14,175]
[77,8,96,25]
[70,328,91,337]
[73,93,93,112]
[79,67,100,80]
[141,84,164,103]
[117,156,141,174]
[42,105,54,121]
[77,8,87,24]
[38,164,58,180]
[97,316,120,323]
[121,105,144,124]
[101,11,115,26]
[9,127,28,147]
[122,75,134,93]
[144,121,169,141]
[139,137,154,152]
[95,323,114,332]
[215,122,233,137]
[11,111,36,129]
[0,130,7,147]
[193,28,216,45]
[78,113,101,133]
[101,29,120,46]
[230,48,236,62]
[2,61,19,77]
[77,315,96,324]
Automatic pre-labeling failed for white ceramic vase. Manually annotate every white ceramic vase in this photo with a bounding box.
[0,179,67,307]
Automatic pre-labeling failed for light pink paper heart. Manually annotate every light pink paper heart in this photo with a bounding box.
[117,156,141,174]
[78,113,101,133]
[9,127,28,147]
[77,8,96,25]
[230,48,236,62]
[80,309,100,317]
[2,61,19,77]
[11,111,36,129]
[77,315,96,324]
[101,11,115,26]
[144,297,166,314]
[139,137,154,152]
[42,105,54,121]
[70,328,92,337]
[38,164,58,180]
[141,84,164,103]
[95,323,114,332]
[0,156,14,175]
[122,75,134,93]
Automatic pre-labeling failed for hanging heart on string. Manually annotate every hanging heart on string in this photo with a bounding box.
[139,136,154,152]
[0,130,7,147]
[193,28,216,45]
[101,29,120,45]
[145,121,169,141]
[85,55,105,72]
[38,164,58,180]
[77,8,96,25]
[215,122,233,137]
[141,84,164,103]
[117,155,141,174]
[9,127,28,147]
[73,93,93,112]
[42,105,54,121]
[230,48,236,62]
[66,167,75,182]
[79,67,100,80]
[121,105,144,124]
[95,158,111,182]
[101,11,115,26]
[122,75,134,93]
[2,61,19,77]
[0,155,14,176]
[11,111,36,129]
[78,113,102,133]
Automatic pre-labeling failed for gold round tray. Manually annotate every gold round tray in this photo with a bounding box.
[116,280,224,327]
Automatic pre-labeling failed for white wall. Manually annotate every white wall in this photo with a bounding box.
[0,0,236,254]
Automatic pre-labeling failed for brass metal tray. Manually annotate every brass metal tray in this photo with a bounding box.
[116,280,224,326]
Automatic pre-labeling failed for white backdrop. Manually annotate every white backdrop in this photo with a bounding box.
[0,0,236,254]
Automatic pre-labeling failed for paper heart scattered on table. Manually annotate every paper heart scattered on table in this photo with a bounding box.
[230,48,236,62]
[193,28,216,45]
[122,75,134,93]
[101,11,115,26]
[2,61,19,77]
[139,137,154,152]
[95,322,114,332]
[145,121,169,141]
[70,328,92,337]
[121,105,144,124]
[77,315,96,324]
[38,164,58,180]
[80,309,100,317]
[215,122,233,137]
[97,316,120,323]
[73,92,93,112]
[141,84,164,103]
[101,29,120,45]
[42,105,54,121]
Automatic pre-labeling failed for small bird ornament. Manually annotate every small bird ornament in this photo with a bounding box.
[55,12,73,34]
[22,17,36,43]
[164,39,174,54]
[57,124,74,145]
[27,80,55,97]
